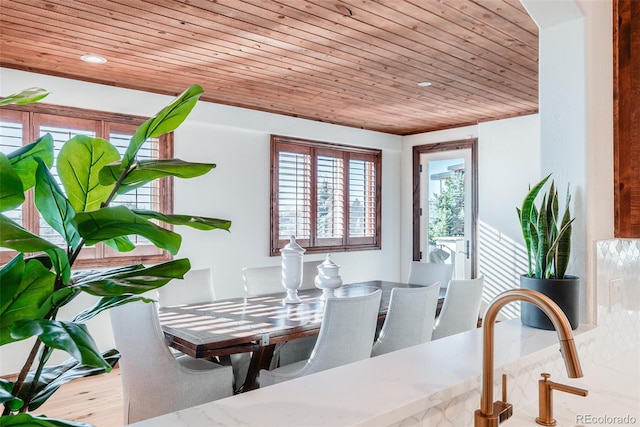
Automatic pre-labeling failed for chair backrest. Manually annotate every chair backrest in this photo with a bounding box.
[242,265,282,296]
[371,283,440,357]
[110,301,233,423]
[243,261,322,296]
[157,268,215,306]
[432,276,484,340]
[301,260,323,289]
[109,301,192,422]
[407,261,454,289]
[299,290,382,376]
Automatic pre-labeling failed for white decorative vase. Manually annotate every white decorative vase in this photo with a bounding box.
[280,235,305,304]
[314,254,342,301]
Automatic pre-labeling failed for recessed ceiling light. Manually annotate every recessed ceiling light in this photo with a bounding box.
[417,81,432,87]
[81,54,107,64]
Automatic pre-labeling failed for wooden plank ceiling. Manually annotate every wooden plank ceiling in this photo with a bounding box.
[0,0,539,135]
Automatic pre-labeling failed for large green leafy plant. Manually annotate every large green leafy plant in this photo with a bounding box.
[0,86,230,426]
[517,174,574,279]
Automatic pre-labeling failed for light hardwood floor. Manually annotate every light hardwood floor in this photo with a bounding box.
[37,368,123,427]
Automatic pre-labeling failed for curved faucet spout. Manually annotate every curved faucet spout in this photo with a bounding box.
[475,288,582,427]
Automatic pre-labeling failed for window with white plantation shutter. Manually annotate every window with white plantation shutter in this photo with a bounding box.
[349,157,377,240]
[0,110,27,235]
[277,149,311,245]
[316,153,344,245]
[0,104,173,268]
[271,135,381,255]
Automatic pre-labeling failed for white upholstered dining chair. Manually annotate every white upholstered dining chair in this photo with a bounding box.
[242,261,323,369]
[157,268,215,306]
[431,276,485,340]
[156,268,250,391]
[259,290,382,387]
[407,261,454,289]
[371,283,440,357]
[109,300,233,424]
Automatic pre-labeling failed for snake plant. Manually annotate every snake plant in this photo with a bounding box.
[517,174,574,279]
[0,86,230,426]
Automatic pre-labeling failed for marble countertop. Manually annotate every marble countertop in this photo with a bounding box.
[130,319,598,427]
[504,345,640,426]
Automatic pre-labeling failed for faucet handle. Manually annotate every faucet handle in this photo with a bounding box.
[494,374,514,423]
[536,373,588,426]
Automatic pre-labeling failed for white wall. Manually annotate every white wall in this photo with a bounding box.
[0,68,402,375]
[477,115,541,317]
[478,115,541,243]
[578,0,615,322]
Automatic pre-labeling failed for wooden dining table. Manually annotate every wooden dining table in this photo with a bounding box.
[159,280,446,391]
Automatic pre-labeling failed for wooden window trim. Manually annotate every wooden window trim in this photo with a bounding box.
[270,134,381,256]
[0,103,173,268]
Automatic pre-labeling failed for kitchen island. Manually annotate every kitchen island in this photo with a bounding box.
[130,317,633,427]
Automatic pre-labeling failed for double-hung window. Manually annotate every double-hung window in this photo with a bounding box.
[270,135,381,255]
[0,103,173,268]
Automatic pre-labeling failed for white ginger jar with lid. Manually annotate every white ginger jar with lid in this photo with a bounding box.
[314,254,342,300]
[280,235,305,304]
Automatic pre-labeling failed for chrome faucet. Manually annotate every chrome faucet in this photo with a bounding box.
[474,289,584,427]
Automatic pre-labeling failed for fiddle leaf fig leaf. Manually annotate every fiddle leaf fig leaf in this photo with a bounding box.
[0,257,55,346]
[99,158,215,192]
[24,349,120,411]
[0,153,25,212]
[0,215,70,283]
[0,379,23,411]
[102,236,136,252]
[10,320,111,370]
[7,134,54,191]
[73,295,156,323]
[134,210,232,231]
[57,135,120,212]
[74,258,190,297]
[34,158,80,250]
[122,84,203,171]
[0,214,59,253]
[0,87,49,106]
[0,413,93,426]
[36,287,78,320]
[74,206,182,254]
[0,255,25,314]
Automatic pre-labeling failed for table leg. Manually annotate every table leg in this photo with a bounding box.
[238,344,275,392]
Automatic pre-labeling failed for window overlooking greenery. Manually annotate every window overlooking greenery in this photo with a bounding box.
[270,135,381,255]
[428,169,465,244]
[0,104,173,267]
